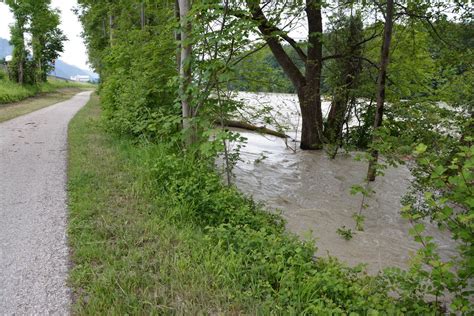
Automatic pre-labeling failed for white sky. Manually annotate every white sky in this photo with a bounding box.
[0,0,91,71]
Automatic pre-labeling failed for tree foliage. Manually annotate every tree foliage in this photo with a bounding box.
[75,0,473,312]
[6,0,66,84]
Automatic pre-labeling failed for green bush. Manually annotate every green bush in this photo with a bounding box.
[0,68,6,80]
[131,140,436,313]
[99,27,178,140]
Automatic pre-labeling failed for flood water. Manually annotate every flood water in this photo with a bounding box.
[226,92,457,274]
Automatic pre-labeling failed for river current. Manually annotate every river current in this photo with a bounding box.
[224,92,456,274]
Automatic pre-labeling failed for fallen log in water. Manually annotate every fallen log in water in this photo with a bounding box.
[222,119,289,139]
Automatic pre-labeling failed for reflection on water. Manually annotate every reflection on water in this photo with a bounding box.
[227,92,456,274]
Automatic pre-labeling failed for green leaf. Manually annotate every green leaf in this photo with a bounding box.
[415,143,427,154]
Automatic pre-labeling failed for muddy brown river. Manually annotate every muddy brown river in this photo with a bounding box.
[226,92,457,274]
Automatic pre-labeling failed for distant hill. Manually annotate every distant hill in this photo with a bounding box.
[51,60,97,79]
[0,38,13,57]
[0,37,98,80]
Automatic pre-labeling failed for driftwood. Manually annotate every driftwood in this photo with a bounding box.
[222,119,289,138]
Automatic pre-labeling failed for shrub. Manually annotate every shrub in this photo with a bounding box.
[133,141,436,313]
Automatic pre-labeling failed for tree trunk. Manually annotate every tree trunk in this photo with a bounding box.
[178,0,193,143]
[326,14,363,152]
[245,0,323,150]
[17,19,25,85]
[17,33,25,85]
[326,93,348,144]
[175,0,181,73]
[222,120,289,138]
[326,58,359,148]
[33,35,44,83]
[302,0,324,149]
[140,2,145,30]
[18,58,23,84]
[109,13,114,46]
[367,0,394,181]
[299,87,323,149]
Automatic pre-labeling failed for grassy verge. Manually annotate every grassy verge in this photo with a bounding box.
[68,94,434,314]
[68,95,248,314]
[0,78,95,123]
[0,76,94,104]
[0,87,90,123]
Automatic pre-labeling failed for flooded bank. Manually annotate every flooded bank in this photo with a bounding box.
[226,92,457,274]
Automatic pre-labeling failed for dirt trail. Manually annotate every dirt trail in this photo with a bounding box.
[0,91,92,314]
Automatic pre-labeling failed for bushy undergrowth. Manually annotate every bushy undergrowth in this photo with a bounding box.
[98,23,178,140]
[140,143,438,314]
[68,95,442,314]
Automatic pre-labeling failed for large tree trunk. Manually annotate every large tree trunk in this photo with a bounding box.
[246,0,323,150]
[303,0,324,149]
[178,0,193,143]
[367,0,394,181]
[299,87,323,149]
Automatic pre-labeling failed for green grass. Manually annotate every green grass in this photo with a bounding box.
[0,75,94,104]
[68,95,252,314]
[0,75,95,123]
[67,94,436,314]
[0,87,90,123]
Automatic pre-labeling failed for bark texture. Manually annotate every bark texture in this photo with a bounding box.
[367,0,394,181]
[246,0,324,150]
[178,0,193,142]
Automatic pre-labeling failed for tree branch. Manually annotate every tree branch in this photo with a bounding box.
[322,30,381,62]
[231,42,268,66]
[229,8,307,62]
[244,1,306,89]
[394,2,454,48]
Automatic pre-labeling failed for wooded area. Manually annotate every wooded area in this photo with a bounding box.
[74,0,472,313]
[4,0,471,313]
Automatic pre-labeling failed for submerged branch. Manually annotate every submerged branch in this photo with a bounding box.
[221,119,290,139]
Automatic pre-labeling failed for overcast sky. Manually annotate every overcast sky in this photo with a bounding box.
[0,0,91,71]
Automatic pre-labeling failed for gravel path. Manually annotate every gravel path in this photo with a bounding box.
[0,91,92,315]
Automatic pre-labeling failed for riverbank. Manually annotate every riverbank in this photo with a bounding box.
[229,129,456,274]
[67,94,438,314]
